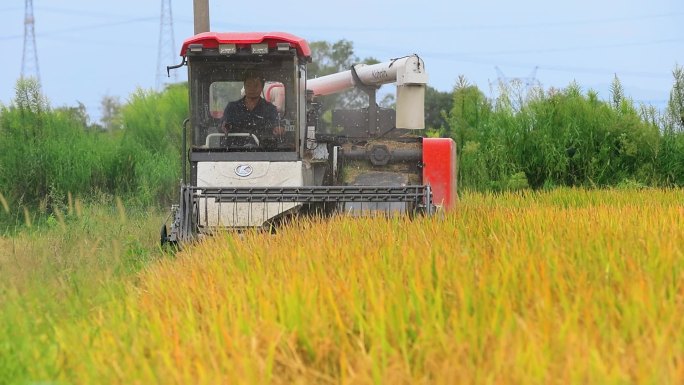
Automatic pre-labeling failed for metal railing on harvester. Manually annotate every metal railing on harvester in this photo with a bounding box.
[169,185,434,243]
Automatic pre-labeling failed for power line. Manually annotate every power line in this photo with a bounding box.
[428,54,674,80]
[430,12,684,31]
[36,6,144,19]
[38,17,157,37]
[35,5,195,26]
[0,17,157,41]
[209,11,684,33]
[0,6,23,12]
[40,35,153,49]
[346,40,680,80]
[455,38,684,57]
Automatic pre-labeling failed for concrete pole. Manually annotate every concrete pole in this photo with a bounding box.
[193,0,210,34]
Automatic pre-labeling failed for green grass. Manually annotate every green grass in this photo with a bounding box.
[0,198,165,385]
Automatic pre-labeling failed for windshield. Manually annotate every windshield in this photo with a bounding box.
[188,56,299,152]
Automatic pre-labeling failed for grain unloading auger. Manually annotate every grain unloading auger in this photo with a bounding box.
[161,32,457,246]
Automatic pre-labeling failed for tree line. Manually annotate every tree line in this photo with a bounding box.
[436,71,684,190]
[0,40,682,229]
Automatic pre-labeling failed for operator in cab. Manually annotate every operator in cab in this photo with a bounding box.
[220,71,285,141]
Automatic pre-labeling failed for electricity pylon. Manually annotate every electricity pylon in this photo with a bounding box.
[21,0,41,87]
[156,0,177,90]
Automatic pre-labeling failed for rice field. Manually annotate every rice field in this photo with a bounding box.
[1,188,683,384]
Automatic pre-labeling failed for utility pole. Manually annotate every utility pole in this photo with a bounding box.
[21,0,41,87]
[193,0,210,34]
[156,0,177,90]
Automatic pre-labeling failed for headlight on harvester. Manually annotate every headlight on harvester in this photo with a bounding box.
[219,43,236,55]
[251,43,268,55]
[188,44,203,53]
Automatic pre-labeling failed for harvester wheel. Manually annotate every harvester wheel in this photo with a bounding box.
[160,224,169,247]
[160,225,180,253]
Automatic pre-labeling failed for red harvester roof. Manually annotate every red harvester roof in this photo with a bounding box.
[180,32,311,60]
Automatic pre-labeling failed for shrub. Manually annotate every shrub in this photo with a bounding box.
[0,80,188,228]
[445,74,684,191]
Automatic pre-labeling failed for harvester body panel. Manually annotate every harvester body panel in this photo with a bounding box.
[196,161,309,228]
[422,138,458,210]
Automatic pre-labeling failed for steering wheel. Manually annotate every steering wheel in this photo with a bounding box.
[223,132,260,148]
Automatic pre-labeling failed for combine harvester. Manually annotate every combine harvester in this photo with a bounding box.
[161,32,457,246]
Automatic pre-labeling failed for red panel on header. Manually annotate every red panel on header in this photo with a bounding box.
[180,32,311,60]
[422,138,458,210]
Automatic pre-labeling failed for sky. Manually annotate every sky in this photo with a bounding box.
[0,0,682,123]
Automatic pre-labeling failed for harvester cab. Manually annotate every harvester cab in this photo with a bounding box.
[162,32,457,246]
[183,33,305,154]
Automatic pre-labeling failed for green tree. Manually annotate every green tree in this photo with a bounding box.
[100,95,122,131]
[609,74,624,110]
[13,77,49,115]
[659,64,684,185]
[424,86,452,131]
[308,40,358,79]
[447,76,490,143]
[11,77,49,138]
[55,101,90,129]
[307,40,379,125]
[308,40,450,134]
[668,64,684,132]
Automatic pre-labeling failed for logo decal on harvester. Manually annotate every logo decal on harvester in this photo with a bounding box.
[234,164,253,177]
